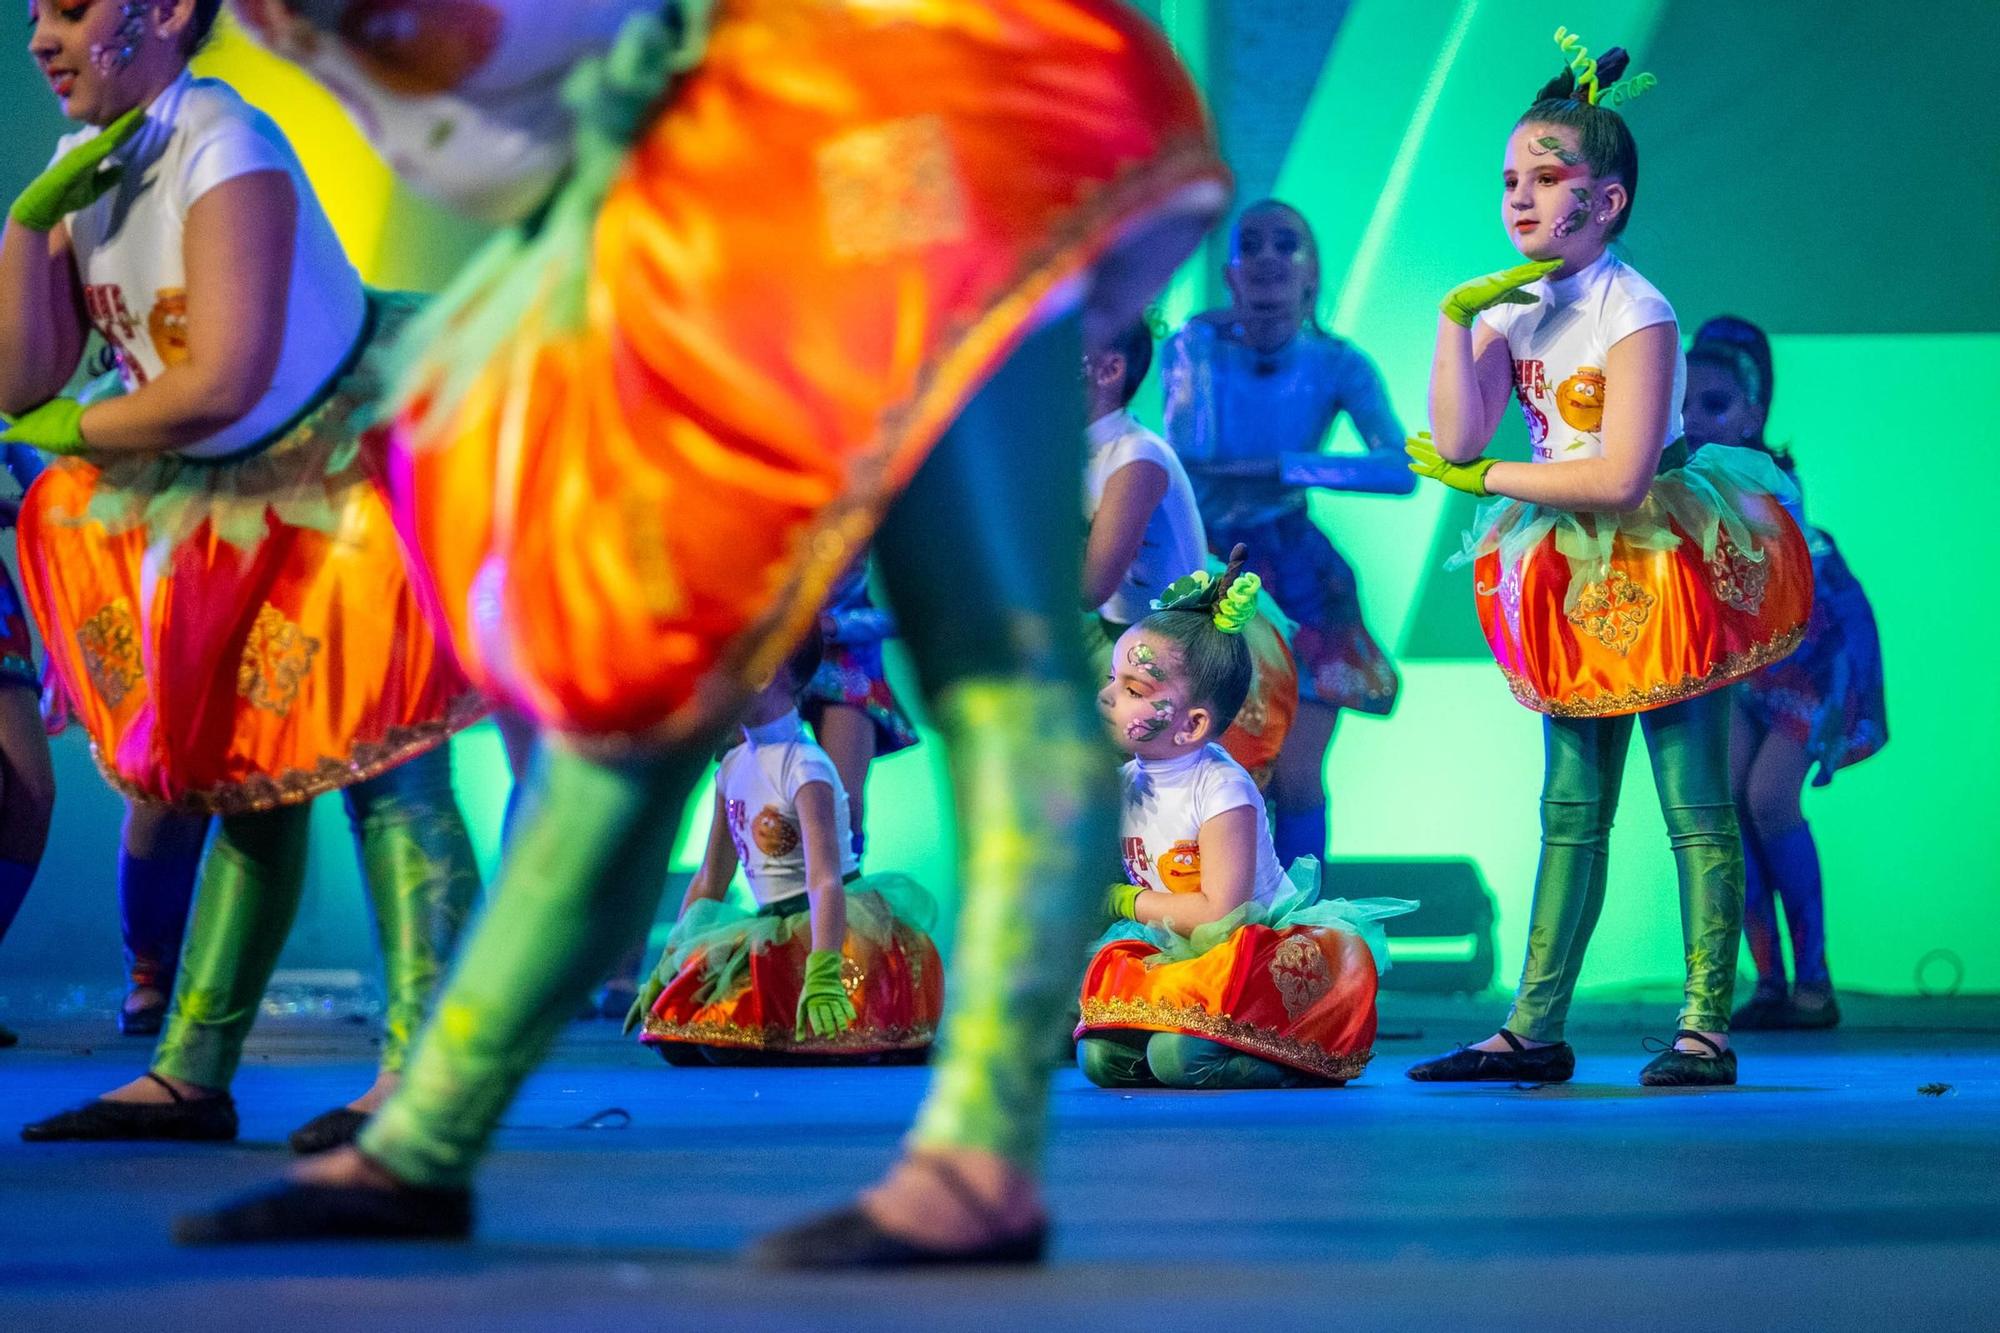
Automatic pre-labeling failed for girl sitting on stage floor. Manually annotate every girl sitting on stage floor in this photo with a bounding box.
[628,629,942,1064]
[1077,550,1410,1089]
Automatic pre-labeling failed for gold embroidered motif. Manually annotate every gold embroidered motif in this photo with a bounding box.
[1705,534,1770,615]
[237,604,321,716]
[840,955,866,998]
[1500,623,1808,718]
[76,598,144,709]
[1268,935,1334,1022]
[1565,567,1655,655]
[818,115,970,262]
[1077,996,1372,1083]
[640,1013,934,1055]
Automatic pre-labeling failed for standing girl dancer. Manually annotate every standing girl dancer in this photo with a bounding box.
[5,0,482,1149]
[1683,315,1886,1030]
[800,553,918,859]
[1162,200,1411,865]
[1403,32,1811,1086]
[186,0,1226,1265]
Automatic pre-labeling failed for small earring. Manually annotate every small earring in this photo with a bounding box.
[1596,214,1609,223]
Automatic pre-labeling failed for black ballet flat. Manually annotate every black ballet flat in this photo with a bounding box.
[119,990,168,1037]
[1639,1030,1737,1087]
[21,1072,238,1142]
[173,1176,473,1245]
[1729,989,1791,1031]
[751,1155,1046,1270]
[1406,1028,1576,1083]
[0,1024,16,1049]
[288,1107,370,1155]
[1785,987,1841,1030]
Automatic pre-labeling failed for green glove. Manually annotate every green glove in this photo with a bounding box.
[0,398,87,455]
[620,969,666,1036]
[1439,258,1562,329]
[10,106,147,231]
[1405,431,1496,497]
[794,948,856,1041]
[1105,882,1144,921]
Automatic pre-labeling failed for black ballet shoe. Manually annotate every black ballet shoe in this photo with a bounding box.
[173,1176,473,1245]
[0,1024,17,1049]
[119,990,168,1037]
[751,1155,1046,1270]
[1406,1028,1575,1083]
[1784,986,1841,1030]
[288,1107,370,1155]
[22,1072,237,1142]
[1639,1030,1737,1087]
[1729,988,1791,1032]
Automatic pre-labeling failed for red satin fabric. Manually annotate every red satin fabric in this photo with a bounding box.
[393,0,1227,744]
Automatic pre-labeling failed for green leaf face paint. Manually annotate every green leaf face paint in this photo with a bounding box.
[1125,698,1175,744]
[1127,641,1168,683]
[1530,134,1582,168]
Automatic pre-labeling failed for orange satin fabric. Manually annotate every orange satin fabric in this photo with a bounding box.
[1475,492,1814,717]
[1077,924,1380,1082]
[394,0,1227,743]
[19,437,480,813]
[640,913,942,1057]
[1220,609,1299,785]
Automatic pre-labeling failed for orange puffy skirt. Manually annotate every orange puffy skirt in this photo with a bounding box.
[18,296,483,813]
[638,881,942,1059]
[392,0,1228,745]
[1077,873,1406,1082]
[1464,446,1813,717]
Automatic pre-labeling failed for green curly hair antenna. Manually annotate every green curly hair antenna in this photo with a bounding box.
[1153,543,1261,636]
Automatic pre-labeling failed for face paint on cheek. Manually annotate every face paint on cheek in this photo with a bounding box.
[1125,698,1175,743]
[1552,190,1592,239]
[89,0,152,75]
[1127,642,1168,683]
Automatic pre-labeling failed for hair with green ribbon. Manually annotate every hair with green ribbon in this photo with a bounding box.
[1138,545,1261,733]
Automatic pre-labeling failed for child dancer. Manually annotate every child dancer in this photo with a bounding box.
[1403,31,1811,1087]
[629,630,940,1063]
[5,0,482,1148]
[799,553,918,859]
[1078,551,1409,1089]
[0,447,57,1049]
[1683,315,1886,1031]
[1085,319,1297,785]
[186,0,1226,1264]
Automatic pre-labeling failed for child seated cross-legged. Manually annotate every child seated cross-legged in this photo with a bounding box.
[628,630,942,1064]
[1077,549,1412,1089]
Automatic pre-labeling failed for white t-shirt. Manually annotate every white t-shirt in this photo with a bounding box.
[716,711,859,906]
[1084,409,1207,626]
[1119,743,1287,907]
[1479,252,1682,464]
[235,0,656,223]
[55,70,366,458]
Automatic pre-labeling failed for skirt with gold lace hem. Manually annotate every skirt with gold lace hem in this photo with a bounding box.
[1075,860,1412,1082]
[390,0,1230,746]
[17,292,484,813]
[638,875,942,1058]
[1454,444,1813,718]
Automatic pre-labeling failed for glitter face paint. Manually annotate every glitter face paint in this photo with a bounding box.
[1128,642,1168,683]
[88,0,151,75]
[1551,186,1592,239]
[1528,134,1581,168]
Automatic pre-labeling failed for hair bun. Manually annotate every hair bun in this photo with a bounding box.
[1533,68,1578,103]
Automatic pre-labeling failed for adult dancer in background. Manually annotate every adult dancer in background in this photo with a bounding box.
[1162,200,1410,865]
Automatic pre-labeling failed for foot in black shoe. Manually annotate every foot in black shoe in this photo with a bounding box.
[751,1204,1046,1270]
[22,1073,237,1142]
[174,1178,472,1245]
[1406,1029,1576,1083]
[289,1107,370,1155]
[119,987,168,1037]
[1786,985,1840,1030]
[0,1024,16,1049]
[1639,1030,1738,1086]
[1730,987,1790,1031]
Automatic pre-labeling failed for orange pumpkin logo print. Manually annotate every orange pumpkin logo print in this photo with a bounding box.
[148,289,190,367]
[1555,365,1606,432]
[752,806,801,857]
[1158,840,1203,894]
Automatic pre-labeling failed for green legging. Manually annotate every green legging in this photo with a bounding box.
[360,311,1115,1187]
[1502,688,1744,1043]
[151,744,480,1089]
[1077,1031,1313,1090]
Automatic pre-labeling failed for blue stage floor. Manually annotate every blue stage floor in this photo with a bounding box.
[3,995,1997,1330]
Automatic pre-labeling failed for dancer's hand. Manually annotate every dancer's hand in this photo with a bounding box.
[1405,432,1496,496]
[1105,882,1143,921]
[10,106,146,231]
[621,972,665,1035]
[795,949,856,1040]
[1439,259,1561,329]
[0,399,86,455]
